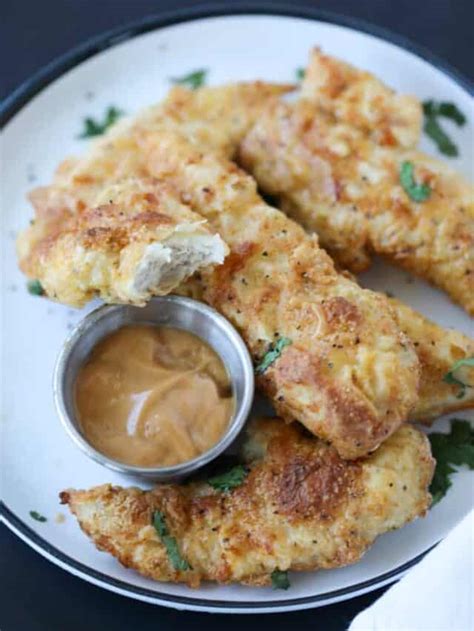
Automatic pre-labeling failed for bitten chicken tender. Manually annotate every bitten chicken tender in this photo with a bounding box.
[17,82,291,306]
[142,129,419,458]
[389,298,474,421]
[61,418,434,588]
[239,51,474,314]
[18,178,227,306]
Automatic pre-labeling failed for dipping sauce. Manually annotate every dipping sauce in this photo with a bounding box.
[74,325,234,467]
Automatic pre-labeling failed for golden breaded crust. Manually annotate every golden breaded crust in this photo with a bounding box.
[18,177,227,306]
[152,82,295,156]
[61,418,434,588]
[301,48,422,148]
[17,82,291,305]
[240,50,473,313]
[239,97,474,314]
[389,298,474,421]
[143,129,420,458]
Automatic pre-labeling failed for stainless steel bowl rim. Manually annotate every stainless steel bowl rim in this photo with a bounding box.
[53,296,254,480]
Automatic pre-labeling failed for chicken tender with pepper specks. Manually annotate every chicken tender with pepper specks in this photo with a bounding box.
[142,129,420,458]
[17,82,291,305]
[61,418,434,588]
[239,51,474,314]
[17,177,227,307]
[389,298,474,422]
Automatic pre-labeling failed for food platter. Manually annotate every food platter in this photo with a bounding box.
[1,4,473,613]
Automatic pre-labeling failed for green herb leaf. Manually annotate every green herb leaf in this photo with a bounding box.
[256,337,292,375]
[399,161,431,202]
[423,101,466,126]
[429,419,474,505]
[422,100,466,157]
[296,67,305,81]
[208,465,248,492]
[423,116,458,157]
[271,569,290,590]
[152,511,191,571]
[27,279,45,296]
[170,69,208,90]
[30,510,47,522]
[443,357,474,399]
[79,106,124,139]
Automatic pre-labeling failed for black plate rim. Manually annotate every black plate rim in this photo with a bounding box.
[1,1,473,125]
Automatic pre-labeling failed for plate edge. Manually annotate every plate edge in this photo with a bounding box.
[0,502,435,612]
[1,1,473,127]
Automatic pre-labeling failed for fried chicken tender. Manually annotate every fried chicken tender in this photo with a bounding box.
[239,53,474,314]
[142,129,419,458]
[300,48,422,148]
[17,82,291,305]
[18,178,227,306]
[389,298,474,421]
[61,418,434,588]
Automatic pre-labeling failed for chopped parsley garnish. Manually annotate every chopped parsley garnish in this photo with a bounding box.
[208,465,248,492]
[399,161,431,202]
[423,101,466,126]
[423,117,458,157]
[271,569,290,590]
[422,101,466,157]
[428,419,474,505]
[79,106,124,138]
[30,510,47,522]
[443,357,474,399]
[27,279,44,296]
[255,337,292,375]
[170,69,207,90]
[296,67,305,81]
[152,511,191,571]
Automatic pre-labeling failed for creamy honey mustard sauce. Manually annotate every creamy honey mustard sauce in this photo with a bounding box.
[75,325,234,467]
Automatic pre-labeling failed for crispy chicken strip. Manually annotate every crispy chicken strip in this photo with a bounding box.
[239,55,474,314]
[389,298,474,421]
[300,48,422,148]
[18,178,227,306]
[61,418,434,588]
[142,129,419,458]
[17,82,291,305]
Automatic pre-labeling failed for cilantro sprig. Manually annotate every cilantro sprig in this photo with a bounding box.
[296,67,305,81]
[422,100,466,157]
[30,510,47,522]
[170,69,208,90]
[27,279,45,296]
[79,106,124,139]
[423,101,466,126]
[429,419,474,505]
[208,465,248,492]
[256,337,292,375]
[271,569,290,590]
[443,357,474,399]
[399,161,431,202]
[152,511,191,571]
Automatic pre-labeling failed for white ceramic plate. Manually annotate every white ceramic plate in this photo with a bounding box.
[1,5,473,614]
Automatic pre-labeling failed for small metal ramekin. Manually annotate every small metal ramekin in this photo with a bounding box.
[53,296,254,480]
